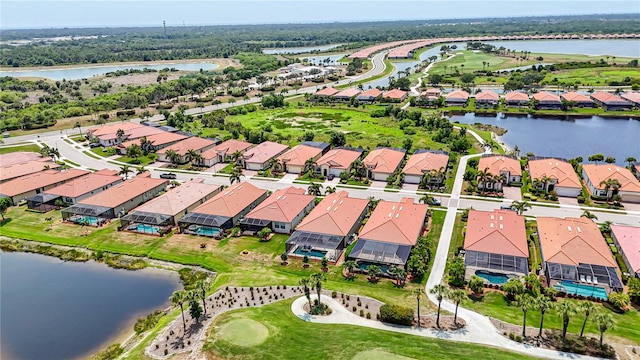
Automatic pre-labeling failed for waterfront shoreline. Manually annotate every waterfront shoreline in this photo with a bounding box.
[0,58,231,72]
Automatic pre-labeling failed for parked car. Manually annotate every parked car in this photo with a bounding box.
[430,198,442,206]
[160,173,177,179]
[327,174,335,180]
[89,142,100,148]
[500,205,515,211]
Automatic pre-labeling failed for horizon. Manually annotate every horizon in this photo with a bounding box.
[1,0,638,30]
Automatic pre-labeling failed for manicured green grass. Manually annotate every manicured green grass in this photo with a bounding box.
[0,144,41,154]
[115,153,157,166]
[464,291,640,345]
[91,147,116,157]
[337,59,395,89]
[204,299,538,360]
[217,318,269,347]
[449,214,465,258]
[543,67,640,87]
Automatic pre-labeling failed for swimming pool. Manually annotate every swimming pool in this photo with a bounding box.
[293,247,327,259]
[475,270,510,285]
[196,227,221,237]
[554,281,608,300]
[72,215,98,226]
[135,224,160,234]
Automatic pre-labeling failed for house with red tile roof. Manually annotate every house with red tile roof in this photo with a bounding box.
[532,91,562,110]
[240,187,316,234]
[382,89,408,102]
[402,150,449,185]
[610,224,640,278]
[120,179,221,234]
[156,137,219,163]
[0,151,45,166]
[474,90,499,108]
[417,88,443,107]
[445,90,470,106]
[621,92,640,107]
[349,198,428,267]
[528,158,581,197]
[477,155,522,191]
[0,169,89,205]
[315,87,340,97]
[60,173,167,224]
[463,210,529,282]
[199,139,253,167]
[363,147,406,181]
[561,92,595,108]
[277,144,323,174]
[0,157,59,183]
[179,182,268,235]
[316,148,362,177]
[333,88,361,101]
[86,122,145,146]
[241,141,289,171]
[582,164,640,203]
[117,132,188,155]
[537,217,622,295]
[286,191,369,262]
[356,88,383,102]
[504,91,530,107]
[590,92,633,111]
[26,169,123,211]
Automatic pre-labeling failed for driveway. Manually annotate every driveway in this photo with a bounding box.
[402,183,419,192]
[502,186,522,201]
[282,173,298,182]
[558,196,579,206]
[369,180,387,189]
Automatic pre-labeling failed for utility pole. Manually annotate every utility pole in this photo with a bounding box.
[163,20,167,38]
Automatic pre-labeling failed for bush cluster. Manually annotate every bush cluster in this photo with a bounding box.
[378,304,414,326]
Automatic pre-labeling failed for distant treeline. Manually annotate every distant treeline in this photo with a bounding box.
[1,14,638,67]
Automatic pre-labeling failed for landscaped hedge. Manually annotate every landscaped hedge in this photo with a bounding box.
[378,304,414,326]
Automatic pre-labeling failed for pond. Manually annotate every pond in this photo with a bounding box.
[262,43,344,54]
[0,251,181,360]
[485,39,640,58]
[0,62,219,81]
[300,53,347,65]
[450,114,640,165]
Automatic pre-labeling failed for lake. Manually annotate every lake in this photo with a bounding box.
[450,114,640,164]
[0,251,181,360]
[485,39,640,58]
[262,43,343,54]
[0,62,219,81]
[300,53,347,65]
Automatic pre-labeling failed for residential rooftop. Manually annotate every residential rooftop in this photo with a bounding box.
[334,88,361,98]
[363,147,405,174]
[315,87,340,96]
[44,169,122,198]
[79,174,167,208]
[402,150,449,176]
[295,191,369,236]
[118,131,187,149]
[157,137,218,156]
[201,139,253,160]
[582,164,640,193]
[504,91,530,102]
[478,155,522,177]
[0,151,45,166]
[383,89,408,99]
[356,88,383,98]
[358,198,427,246]
[561,92,594,103]
[130,179,221,216]
[244,187,315,223]
[537,217,617,268]
[0,169,89,197]
[475,90,500,101]
[591,92,632,105]
[243,141,289,164]
[528,158,581,189]
[0,158,59,182]
[445,90,470,100]
[532,91,561,102]
[464,209,528,258]
[316,148,362,170]
[189,182,267,217]
[277,144,322,167]
[610,224,640,274]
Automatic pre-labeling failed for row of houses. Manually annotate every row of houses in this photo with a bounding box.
[463,209,638,300]
[421,89,640,110]
[475,154,640,203]
[314,87,409,102]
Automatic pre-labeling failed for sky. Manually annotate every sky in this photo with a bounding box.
[1,0,638,29]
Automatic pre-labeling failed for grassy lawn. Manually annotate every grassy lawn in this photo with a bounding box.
[464,291,640,345]
[91,147,116,157]
[115,153,157,166]
[0,144,41,154]
[449,214,465,258]
[203,299,537,360]
[543,67,640,87]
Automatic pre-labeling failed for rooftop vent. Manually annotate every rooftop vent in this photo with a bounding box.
[490,223,494,228]
[568,226,572,232]
[499,224,503,229]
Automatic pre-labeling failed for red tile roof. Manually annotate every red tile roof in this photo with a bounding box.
[316,148,361,170]
[356,88,383,98]
[0,158,59,182]
[157,137,217,156]
[561,92,594,103]
[504,91,530,102]
[315,87,340,96]
[243,141,289,164]
[0,151,44,166]
[295,191,369,236]
[611,224,640,274]
[383,89,408,100]
[538,217,617,268]
[402,151,449,176]
[591,92,632,105]
[446,90,470,100]
[475,91,499,101]
[201,139,253,161]
[478,156,522,177]
[464,209,528,258]
[119,132,187,149]
[45,170,121,198]
[277,145,322,167]
[528,158,581,189]
[532,91,561,103]
[621,92,640,104]
[334,88,361,98]
[87,122,143,137]
[190,182,267,217]
[0,169,89,197]
[244,187,315,223]
[582,164,640,193]
[363,148,405,174]
[79,174,167,208]
[131,179,221,216]
[359,198,428,245]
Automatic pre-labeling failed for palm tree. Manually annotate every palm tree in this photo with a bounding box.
[325,186,336,195]
[230,150,243,164]
[186,289,202,323]
[170,290,187,333]
[302,158,317,175]
[515,294,534,338]
[540,175,554,193]
[116,128,125,141]
[343,260,357,277]
[476,167,492,190]
[581,210,598,221]
[579,301,598,338]
[419,193,434,205]
[119,165,133,179]
[47,147,61,161]
[366,265,381,281]
[625,156,637,168]
[556,300,576,343]
[388,266,406,286]
[229,168,244,184]
[185,149,202,167]
[164,149,180,166]
[599,178,621,201]
[299,277,312,309]
[349,159,367,181]
[197,278,212,316]
[447,289,467,325]
[73,121,82,136]
[136,166,147,175]
[413,288,424,327]
[310,272,326,306]
[592,311,615,348]
[535,296,554,338]
[307,182,323,196]
[510,200,531,215]
[430,284,449,328]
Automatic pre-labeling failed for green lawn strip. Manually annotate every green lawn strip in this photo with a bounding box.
[61,159,81,167]
[115,154,157,166]
[83,150,102,159]
[203,299,537,360]
[449,214,465,258]
[0,144,41,154]
[464,292,640,345]
[218,163,236,174]
[91,147,116,157]
[124,308,182,360]
[420,211,445,282]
